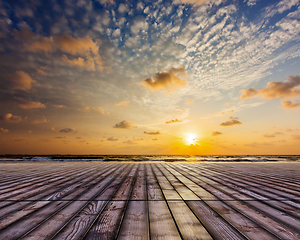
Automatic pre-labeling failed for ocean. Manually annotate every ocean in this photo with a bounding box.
[1,155,300,162]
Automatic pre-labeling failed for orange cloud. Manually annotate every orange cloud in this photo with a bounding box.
[37,69,47,75]
[281,100,300,109]
[144,131,160,135]
[212,131,222,136]
[32,117,49,124]
[292,134,300,140]
[18,101,46,109]
[166,119,182,124]
[0,128,9,133]
[214,109,234,116]
[62,55,96,71]
[77,107,104,114]
[113,120,137,129]
[115,101,130,106]
[59,128,75,133]
[263,131,283,138]
[181,0,209,4]
[186,99,194,105]
[19,30,103,70]
[240,75,300,100]
[140,66,187,91]
[107,136,118,141]
[52,104,66,108]
[1,113,22,123]
[11,71,35,92]
[220,117,242,127]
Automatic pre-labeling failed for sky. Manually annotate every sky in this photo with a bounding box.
[0,0,300,155]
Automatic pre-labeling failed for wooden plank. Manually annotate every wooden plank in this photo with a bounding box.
[0,164,114,216]
[188,200,247,240]
[146,164,163,200]
[117,201,148,240]
[0,164,126,240]
[148,200,181,240]
[83,164,139,240]
[164,164,280,239]
[168,201,213,240]
[130,164,147,200]
[51,164,135,240]
[173,163,300,240]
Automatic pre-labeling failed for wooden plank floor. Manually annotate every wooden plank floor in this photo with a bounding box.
[0,162,300,240]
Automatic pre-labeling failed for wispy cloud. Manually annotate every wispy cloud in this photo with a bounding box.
[219,117,242,127]
[263,131,283,138]
[144,131,160,135]
[113,120,137,129]
[11,71,35,92]
[18,101,46,109]
[59,128,75,133]
[115,101,130,106]
[166,119,182,124]
[0,113,23,123]
[281,100,300,109]
[32,117,49,124]
[0,128,9,133]
[186,99,194,105]
[107,136,118,141]
[140,66,187,91]
[292,134,300,140]
[77,107,104,114]
[212,131,222,136]
[240,75,300,100]
[52,104,66,108]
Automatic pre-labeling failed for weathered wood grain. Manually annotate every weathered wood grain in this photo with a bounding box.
[0,161,299,240]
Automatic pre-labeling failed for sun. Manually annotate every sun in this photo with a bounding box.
[185,133,197,145]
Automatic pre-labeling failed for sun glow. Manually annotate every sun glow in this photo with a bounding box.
[185,133,197,145]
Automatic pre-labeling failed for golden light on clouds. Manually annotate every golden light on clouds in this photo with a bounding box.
[115,101,130,106]
[140,66,187,91]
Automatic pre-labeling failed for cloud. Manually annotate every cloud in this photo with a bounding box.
[52,104,66,108]
[55,136,68,139]
[23,31,103,70]
[59,128,75,133]
[32,117,49,124]
[292,134,300,140]
[186,99,194,105]
[123,140,136,144]
[11,71,35,92]
[26,33,99,55]
[144,131,160,135]
[37,69,47,76]
[77,107,104,114]
[281,100,300,109]
[107,136,118,141]
[0,128,9,133]
[115,101,130,106]
[166,119,182,124]
[214,110,235,116]
[140,66,187,91]
[18,101,46,109]
[113,120,137,129]
[181,0,210,4]
[62,55,96,71]
[1,113,22,123]
[263,131,283,138]
[219,117,242,127]
[212,131,222,136]
[244,142,273,148]
[240,75,300,100]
